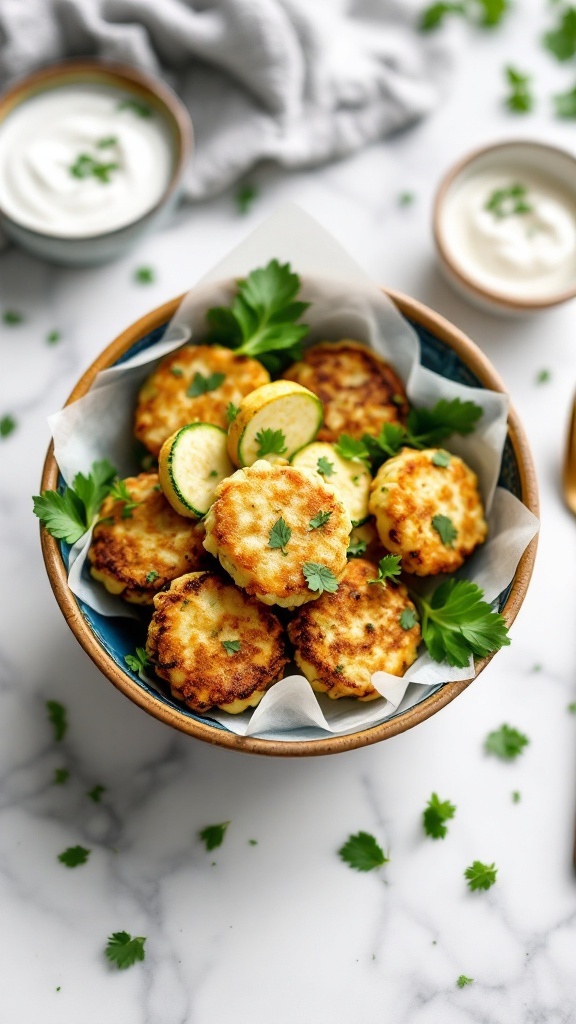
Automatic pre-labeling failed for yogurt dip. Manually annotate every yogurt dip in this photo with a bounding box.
[0,84,174,237]
[442,168,576,302]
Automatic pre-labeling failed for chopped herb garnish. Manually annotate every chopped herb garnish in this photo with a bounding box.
[302,562,339,595]
[409,578,510,668]
[398,191,415,206]
[118,98,153,118]
[96,136,118,149]
[432,513,457,547]
[536,369,551,384]
[2,310,23,325]
[170,366,183,377]
[47,700,68,742]
[199,822,230,851]
[484,724,529,760]
[221,640,241,655]
[432,450,451,467]
[255,428,287,458]
[360,398,482,470]
[33,459,117,543]
[248,839,258,846]
[464,860,498,891]
[208,470,218,478]
[226,401,239,423]
[317,455,335,477]
[53,768,69,786]
[366,622,375,632]
[485,183,533,218]
[336,664,344,673]
[543,5,576,62]
[69,153,119,183]
[47,330,61,345]
[420,0,508,30]
[58,845,91,868]
[423,793,456,839]
[0,414,16,438]
[146,570,159,583]
[504,66,534,113]
[134,266,155,284]
[87,785,106,803]
[338,831,388,872]
[309,510,332,530]
[334,434,371,462]
[457,975,474,988]
[125,648,151,675]
[568,702,576,714]
[400,608,419,630]
[512,790,521,803]
[235,183,259,214]
[268,516,291,555]
[347,538,367,558]
[553,84,576,118]
[105,932,146,969]
[187,371,226,398]
[109,479,141,519]
[368,554,402,586]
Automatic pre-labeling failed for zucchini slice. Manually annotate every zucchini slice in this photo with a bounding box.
[227,380,323,468]
[290,441,372,526]
[159,423,233,519]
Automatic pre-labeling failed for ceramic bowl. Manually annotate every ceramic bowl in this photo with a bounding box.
[0,60,192,266]
[40,292,538,756]
[433,140,576,315]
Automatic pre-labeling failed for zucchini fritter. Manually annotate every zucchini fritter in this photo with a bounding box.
[203,460,352,608]
[369,448,487,576]
[282,339,409,442]
[146,571,288,713]
[88,473,209,604]
[288,559,421,700]
[135,344,270,456]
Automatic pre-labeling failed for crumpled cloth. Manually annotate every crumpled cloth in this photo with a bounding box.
[0,0,452,200]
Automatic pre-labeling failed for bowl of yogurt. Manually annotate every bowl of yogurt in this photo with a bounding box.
[433,140,576,315]
[0,60,192,265]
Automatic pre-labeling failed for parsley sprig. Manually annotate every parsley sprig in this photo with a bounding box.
[256,428,287,458]
[33,459,117,544]
[410,579,510,668]
[269,517,291,555]
[358,398,483,472]
[485,183,532,218]
[187,371,226,397]
[47,699,68,742]
[464,860,498,891]
[302,563,339,595]
[368,554,402,585]
[484,724,529,760]
[504,67,534,114]
[199,822,230,851]
[420,0,509,31]
[105,932,146,969]
[125,648,151,677]
[423,793,456,839]
[109,479,141,519]
[206,260,310,372]
[338,832,388,872]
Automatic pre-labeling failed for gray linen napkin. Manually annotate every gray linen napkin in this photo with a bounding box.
[0,0,452,200]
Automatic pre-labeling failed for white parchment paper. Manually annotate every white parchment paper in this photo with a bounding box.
[48,205,539,741]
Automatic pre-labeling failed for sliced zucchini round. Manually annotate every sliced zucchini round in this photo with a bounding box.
[227,380,323,468]
[290,441,372,526]
[159,423,233,519]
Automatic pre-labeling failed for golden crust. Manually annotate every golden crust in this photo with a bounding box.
[146,571,288,713]
[282,340,409,442]
[203,460,352,607]
[288,559,421,700]
[135,344,270,456]
[368,448,488,576]
[88,473,210,604]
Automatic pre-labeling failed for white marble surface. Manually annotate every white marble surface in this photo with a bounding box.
[1,3,576,1021]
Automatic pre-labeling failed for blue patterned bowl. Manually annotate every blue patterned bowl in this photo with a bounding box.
[40,291,538,756]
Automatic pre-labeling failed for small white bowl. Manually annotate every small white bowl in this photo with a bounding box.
[433,140,576,315]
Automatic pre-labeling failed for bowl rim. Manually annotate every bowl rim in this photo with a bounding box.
[0,58,193,242]
[39,290,539,757]
[433,138,576,311]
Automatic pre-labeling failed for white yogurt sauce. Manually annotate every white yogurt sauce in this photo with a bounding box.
[0,85,174,237]
[442,169,576,300]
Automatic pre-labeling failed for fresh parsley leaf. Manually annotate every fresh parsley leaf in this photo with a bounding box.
[485,183,532,218]
[347,538,367,558]
[409,578,510,668]
[199,822,230,851]
[484,724,529,760]
[206,259,309,371]
[406,398,483,446]
[221,640,241,655]
[309,510,332,530]
[420,2,465,30]
[248,839,258,846]
[53,768,69,785]
[464,860,498,891]
[171,366,183,378]
[105,932,146,969]
[134,266,155,284]
[118,97,153,117]
[302,562,339,595]
[96,136,118,149]
[0,414,16,438]
[125,648,151,675]
[256,428,287,458]
[423,793,456,839]
[368,554,402,586]
[47,330,61,345]
[317,455,335,477]
[432,449,451,467]
[543,5,576,61]
[236,183,259,214]
[47,700,68,742]
[553,84,576,117]
[568,702,576,714]
[269,516,292,554]
[70,153,119,183]
[432,513,457,547]
[504,66,534,113]
[33,459,117,543]
[187,371,226,397]
[535,369,551,384]
[226,401,239,423]
[512,790,521,803]
[58,845,91,868]
[334,434,371,462]
[146,570,159,583]
[420,0,508,30]
[398,191,416,206]
[87,785,106,803]
[338,831,388,872]
[400,608,419,630]
[475,0,509,26]
[2,309,23,325]
[109,479,141,519]
[457,975,474,988]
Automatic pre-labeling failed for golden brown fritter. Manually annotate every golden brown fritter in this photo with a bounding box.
[135,344,270,456]
[146,571,288,713]
[88,473,209,604]
[369,448,487,576]
[203,460,352,608]
[288,559,421,700]
[282,339,409,442]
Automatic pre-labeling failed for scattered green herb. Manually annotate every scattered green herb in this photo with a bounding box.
[303,562,339,595]
[0,414,16,438]
[543,5,576,61]
[512,790,521,803]
[432,513,457,548]
[423,793,456,839]
[69,153,119,184]
[58,845,91,868]
[484,724,529,760]
[53,768,69,786]
[87,785,106,803]
[398,191,416,206]
[420,0,509,31]
[269,516,292,555]
[221,640,241,655]
[485,183,533,218]
[134,266,155,284]
[432,450,451,467]
[33,459,117,543]
[361,398,482,470]
[47,330,61,345]
[347,538,367,558]
[457,975,474,988]
[368,554,402,586]
[334,434,371,462]
[96,136,118,149]
[317,455,335,477]
[226,402,239,423]
[187,371,226,398]
[553,83,576,117]
[336,664,344,673]
[536,369,551,384]
[2,310,23,325]
[146,570,159,584]
[504,66,534,113]
[464,860,498,891]
[199,822,230,851]
[366,622,375,632]
[409,579,510,668]
[568,702,576,713]
[309,510,332,530]
[46,700,68,742]
[338,831,388,872]
[256,427,287,458]
[170,366,183,378]
[125,648,151,675]
[109,478,140,519]
[118,98,153,117]
[105,932,146,969]
[400,608,419,630]
[248,839,258,846]
[235,183,259,214]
